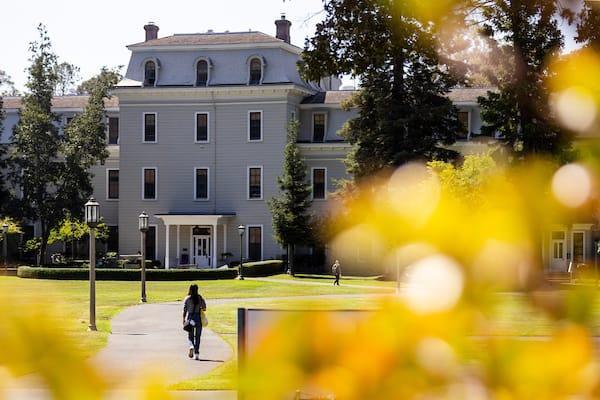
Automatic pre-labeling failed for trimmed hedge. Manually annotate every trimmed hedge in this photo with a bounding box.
[241,260,284,277]
[17,266,238,281]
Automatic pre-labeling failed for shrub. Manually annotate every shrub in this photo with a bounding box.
[17,266,238,281]
[240,260,284,277]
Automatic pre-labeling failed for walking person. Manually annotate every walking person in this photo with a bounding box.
[332,259,341,286]
[183,284,207,360]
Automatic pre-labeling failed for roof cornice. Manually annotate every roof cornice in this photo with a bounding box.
[127,41,302,55]
[112,84,315,99]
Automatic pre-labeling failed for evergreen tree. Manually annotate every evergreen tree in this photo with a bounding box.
[8,25,110,264]
[301,0,463,181]
[268,119,312,275]
[0,75,9,214]
[476,0,572,159]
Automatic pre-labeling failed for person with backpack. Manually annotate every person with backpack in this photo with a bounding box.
[183,284,207,360]
[332,260,341,286]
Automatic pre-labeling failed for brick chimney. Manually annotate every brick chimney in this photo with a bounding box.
[275,14,291,44]
[144,22,159,42]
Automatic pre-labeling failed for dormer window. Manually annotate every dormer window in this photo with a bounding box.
[249,58,262,85]
[196,60,209,87]
[144,61,156,87]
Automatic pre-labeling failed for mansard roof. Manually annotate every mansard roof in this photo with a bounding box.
[128,31,286,48]
[302,87,496,105]
[2,95,119,110]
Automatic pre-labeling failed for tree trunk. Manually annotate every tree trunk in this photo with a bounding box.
[39,223,49,266]
[287,243,295,276]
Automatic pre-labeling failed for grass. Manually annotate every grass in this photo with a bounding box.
[0,276,388,358]
[264,273,397,288]
[3,275,597,391]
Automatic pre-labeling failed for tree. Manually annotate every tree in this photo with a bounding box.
[8,25,110,265]
[0,75,9,214]
[268,119,313,275]
[54,62,80,96]
[76,66,123,95]
[301,0,463,182]
[475,1,573,160]
[0,70,19,96]
[575,0,600,50]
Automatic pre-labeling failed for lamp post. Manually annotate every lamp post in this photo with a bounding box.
[85,197,100,331]
[139,211,149,303]
[2,223,8,271]
[238,225,245,280]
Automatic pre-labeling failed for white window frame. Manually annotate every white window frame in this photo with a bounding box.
[142,167,158,201]
[105,168,119,201]
[458,109,472,140]
[571,230,587,264]
[143,59,159,87]
[246,224,264,262]
[247,110,263,142]
[146,224,158,260]
[312,112,328,142]
[194,58,211,87]
[193,167,210,201]
[194,112,210,143]
[106,116,119,145]
[247,56,265,85]
[247,166,263,200]
[311,167,328,200]
[142,112,158,143]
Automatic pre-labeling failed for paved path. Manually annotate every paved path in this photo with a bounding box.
[248,277,396,291]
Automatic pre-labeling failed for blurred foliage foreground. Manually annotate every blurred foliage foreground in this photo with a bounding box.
[2,158,600,399]
[239,156,600,400]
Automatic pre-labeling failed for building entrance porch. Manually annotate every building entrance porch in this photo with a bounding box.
[155,213,235,269]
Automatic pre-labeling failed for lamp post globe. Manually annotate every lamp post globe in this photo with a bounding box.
[238,225,245,280]
[84,197,100,331]
[139,211,149,303]
[2,223,8,270]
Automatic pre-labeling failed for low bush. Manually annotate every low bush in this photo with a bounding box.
[17,266,238,281]
[241,260,284,277]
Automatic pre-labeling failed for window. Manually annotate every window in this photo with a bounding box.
[107,169,119,200]
[312,168,326,200]
[108,117,119,145]
[194,168,209,200]
[313,113,326,142]
[248,111,262,141]
[248,167,263,200]
[107,226,119,253]
[195,113,209,143]
[247,226,262,261]
[196,60,209,86]
[457,111,469,139]
[144,61,156,87]
[143,168,157,200]
[143,113,157,143]
[249,58,262,85]
[146,226,157,260]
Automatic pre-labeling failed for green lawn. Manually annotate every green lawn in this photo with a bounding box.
[3,275,598,392]
[0,276,388,358]
[263,273,397,288]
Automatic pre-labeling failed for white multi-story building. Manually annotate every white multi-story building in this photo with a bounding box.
[3,16,584,273]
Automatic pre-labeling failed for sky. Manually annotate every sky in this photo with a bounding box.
[0,0,326,92]
[0,0,580,93]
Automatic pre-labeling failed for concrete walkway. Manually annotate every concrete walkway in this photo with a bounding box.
[95,302,233,385]
[248,277,396,291]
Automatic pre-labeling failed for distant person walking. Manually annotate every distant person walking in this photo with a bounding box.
[332,260,341,286]
[183,284,207,360]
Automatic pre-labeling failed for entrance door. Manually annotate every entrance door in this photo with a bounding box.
[572,231,585,264]
[550,231,566,272]
[193,236,211,268]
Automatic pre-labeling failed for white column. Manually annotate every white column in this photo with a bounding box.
[223,224,228,255]
[212,223,218,269]
[176,225,180,266]
[165,224,170,270]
